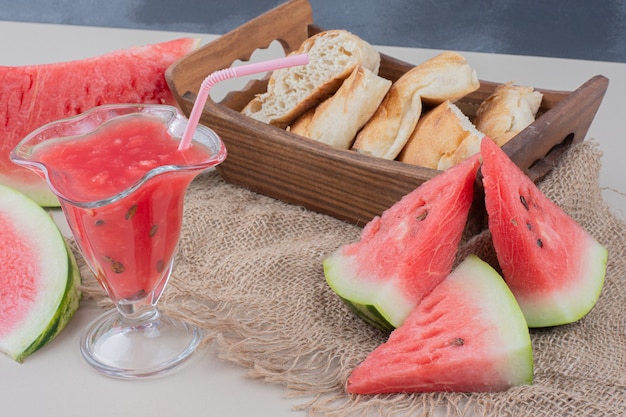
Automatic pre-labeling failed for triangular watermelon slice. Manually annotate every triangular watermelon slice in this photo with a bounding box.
[323,154,480,331]
[347,255,533,394]
[0,37,199,207]
[480,137,607,327]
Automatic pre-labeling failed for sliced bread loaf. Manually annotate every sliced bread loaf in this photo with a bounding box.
[241,30,380,128]
[289,66,391,149]
[352,51,479,160]
[474,82,543,146]
[398,100,484,170]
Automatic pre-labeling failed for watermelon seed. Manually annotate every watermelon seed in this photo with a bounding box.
[511,218,518,227]
[415,210,428,221]
[451,337,465,346]
[526,222,532,230]
[103,256,125,273]
[520,195,529,210]
[536,238,544,248]
[95,219,105,226]
[149,224,158,237]
[125,204,138,220]
[156,259,165,273]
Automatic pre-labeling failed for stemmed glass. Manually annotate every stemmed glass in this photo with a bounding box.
[11,104,227,378]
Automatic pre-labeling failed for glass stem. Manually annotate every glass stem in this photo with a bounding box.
[116,300,161,324]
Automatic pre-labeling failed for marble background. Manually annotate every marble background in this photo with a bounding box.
[1,0,625,62]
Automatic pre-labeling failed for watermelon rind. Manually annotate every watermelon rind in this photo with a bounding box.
[519,239,607,328]
[464,255,534,388]
[14,243,81,363]
[0,185,81,363]
[0,173,60,207]
[324,257,412,332]
[323,155,480,332]
[480,137,608,328]
[346,255,533,394]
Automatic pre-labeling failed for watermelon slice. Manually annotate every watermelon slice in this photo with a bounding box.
[480,137,607,327]
[347,255,533,394]
[323,154,481,331]
[0,185,81,362]
[0,37,199,207]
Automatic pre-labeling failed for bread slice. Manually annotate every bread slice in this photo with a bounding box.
[474,82,543,146]
[351,51,479,160]
[398,100,484,170]
[241,30,381,128]
[289,66,391,149]
[288,107,314,138]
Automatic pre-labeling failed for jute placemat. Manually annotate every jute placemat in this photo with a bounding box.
[78,139,625,416]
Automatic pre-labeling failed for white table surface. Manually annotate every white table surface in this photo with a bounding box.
[1,20,625,417]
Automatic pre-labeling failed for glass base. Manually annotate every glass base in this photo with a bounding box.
[80,308,203,379]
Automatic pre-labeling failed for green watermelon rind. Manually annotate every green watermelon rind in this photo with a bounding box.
[0,185,82,362]
[518,239,607,328]
[336,295,395,333]
[0,173,59,207]
[14,243,81,363]
[460,255,534,386]
[323,254,413,332]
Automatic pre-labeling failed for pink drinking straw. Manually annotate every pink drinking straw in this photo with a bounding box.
[178,53,310,151]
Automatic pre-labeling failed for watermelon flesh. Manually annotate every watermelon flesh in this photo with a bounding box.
[480,137,607,327]
[0,37,199,207]
[347,255,533,394]
[324,154,480,331]
[0,185,81,362]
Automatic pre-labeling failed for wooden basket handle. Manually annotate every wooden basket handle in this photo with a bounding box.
[167,0,313,112]
[504,75,608,181]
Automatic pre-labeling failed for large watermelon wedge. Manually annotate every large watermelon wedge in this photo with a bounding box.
[0,37,199,207]
[347,255,533,394]
[0,185,81,362]
[480,137,607,327]
[323,154,480,332]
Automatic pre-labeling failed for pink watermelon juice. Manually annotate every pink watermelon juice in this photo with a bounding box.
[29,114,212,302]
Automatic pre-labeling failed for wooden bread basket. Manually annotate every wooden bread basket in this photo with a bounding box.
[166,0,608,227]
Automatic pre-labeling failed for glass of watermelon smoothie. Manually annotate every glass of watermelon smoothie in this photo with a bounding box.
[11,104,227,378]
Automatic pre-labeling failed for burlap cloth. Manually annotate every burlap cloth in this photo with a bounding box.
[78,139,625,417]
